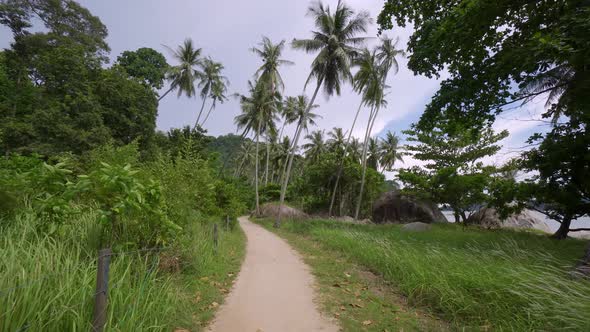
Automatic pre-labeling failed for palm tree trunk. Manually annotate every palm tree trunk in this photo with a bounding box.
[234,153,248,177]
[278,122,287,142]
[200,102,215,127]
[275,79,323,227]
[265,137,270,186]
[329,101,363,217]
[278,147,291,190]
[195,97,208,129]
[354,106,378,220]
[254,122,262,215]
[275,120,303,227]
[158,86,174,102]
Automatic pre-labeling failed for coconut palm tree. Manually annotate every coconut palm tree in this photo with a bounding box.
[355,87,388,219]
[329,48,380,215]
[367,137,380,170]
[275,0,370,226]
[303,130,327,163]
[200,78,229,127]
[375,36,404,82]
[353,37,404,219]
[272,136,291,183]
[251,36,294,95]
[234,80,280,214]
[276,95,320,226]
[251,37,293,186]
[263,127,278,186]
[278,97,299,141]
[328,47,373,215]
[327,127,346,154]
[379,131,404,172]
[348,138,362,163]
[519,64,575,124]
[329,36,403,216]
[279,96,321,176]
[160,38,203,101]
[195,57,228,127]
[234,140,256,177]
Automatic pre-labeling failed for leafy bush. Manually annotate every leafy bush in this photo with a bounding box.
[292,153,385,217]
[259,183,281,204]
[0,140,251,330]
[76,162,180,248]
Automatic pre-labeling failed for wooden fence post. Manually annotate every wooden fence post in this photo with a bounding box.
[225,215,230,231]
[213,223,219,255]
[92,248,111,332]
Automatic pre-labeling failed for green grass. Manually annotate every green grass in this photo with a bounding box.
[257,218,448,332]
[255,218,590,331]
[0,211,245,331]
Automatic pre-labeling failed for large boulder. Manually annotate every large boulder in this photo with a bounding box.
[466,207,551,233]
[372,191,447,224]
[258,202,308,219]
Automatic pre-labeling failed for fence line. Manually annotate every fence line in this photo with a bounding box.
[0,246,169,298]
[3,218,232,330]
[13,277,130,332]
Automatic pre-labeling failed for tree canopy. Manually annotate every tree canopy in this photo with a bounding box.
[0,0,158,156]
[377,0,590,128]
[379,0,590,237]
[116,48,169,90]
[399,122,508,223]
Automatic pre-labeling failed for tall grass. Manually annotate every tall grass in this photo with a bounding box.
[260,219,590,331]
[0,211,245,331]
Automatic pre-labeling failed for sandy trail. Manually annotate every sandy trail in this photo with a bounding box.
[208,217,338,332]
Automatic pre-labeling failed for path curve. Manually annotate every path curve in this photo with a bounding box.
[208,216,338,332]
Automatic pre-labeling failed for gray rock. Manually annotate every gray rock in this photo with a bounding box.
[402,222,432,232]
[335,216,355,223]
[467,207,551,233]
[574,231,590,240]
[259,202,308,219]
[372,191,447,224]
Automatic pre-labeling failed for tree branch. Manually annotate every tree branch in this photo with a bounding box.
[527,205,563,223]
[569,228,590,232]
[496,83,568,109]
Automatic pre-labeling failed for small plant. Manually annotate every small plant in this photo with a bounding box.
[34,162,79,228]
[76,162,180,248]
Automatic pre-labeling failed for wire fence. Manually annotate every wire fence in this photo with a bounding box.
[1,218,230,332]
[3,248,164,332]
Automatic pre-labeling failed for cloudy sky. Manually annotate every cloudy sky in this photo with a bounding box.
[1,0,552,178]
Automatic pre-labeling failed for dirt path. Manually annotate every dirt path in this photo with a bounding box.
[208,217,338,332]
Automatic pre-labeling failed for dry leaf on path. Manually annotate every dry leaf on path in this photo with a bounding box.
[362,320,372,325]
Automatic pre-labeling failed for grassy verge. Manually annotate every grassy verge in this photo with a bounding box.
[0,212,245,331]
[255,218,590,331]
